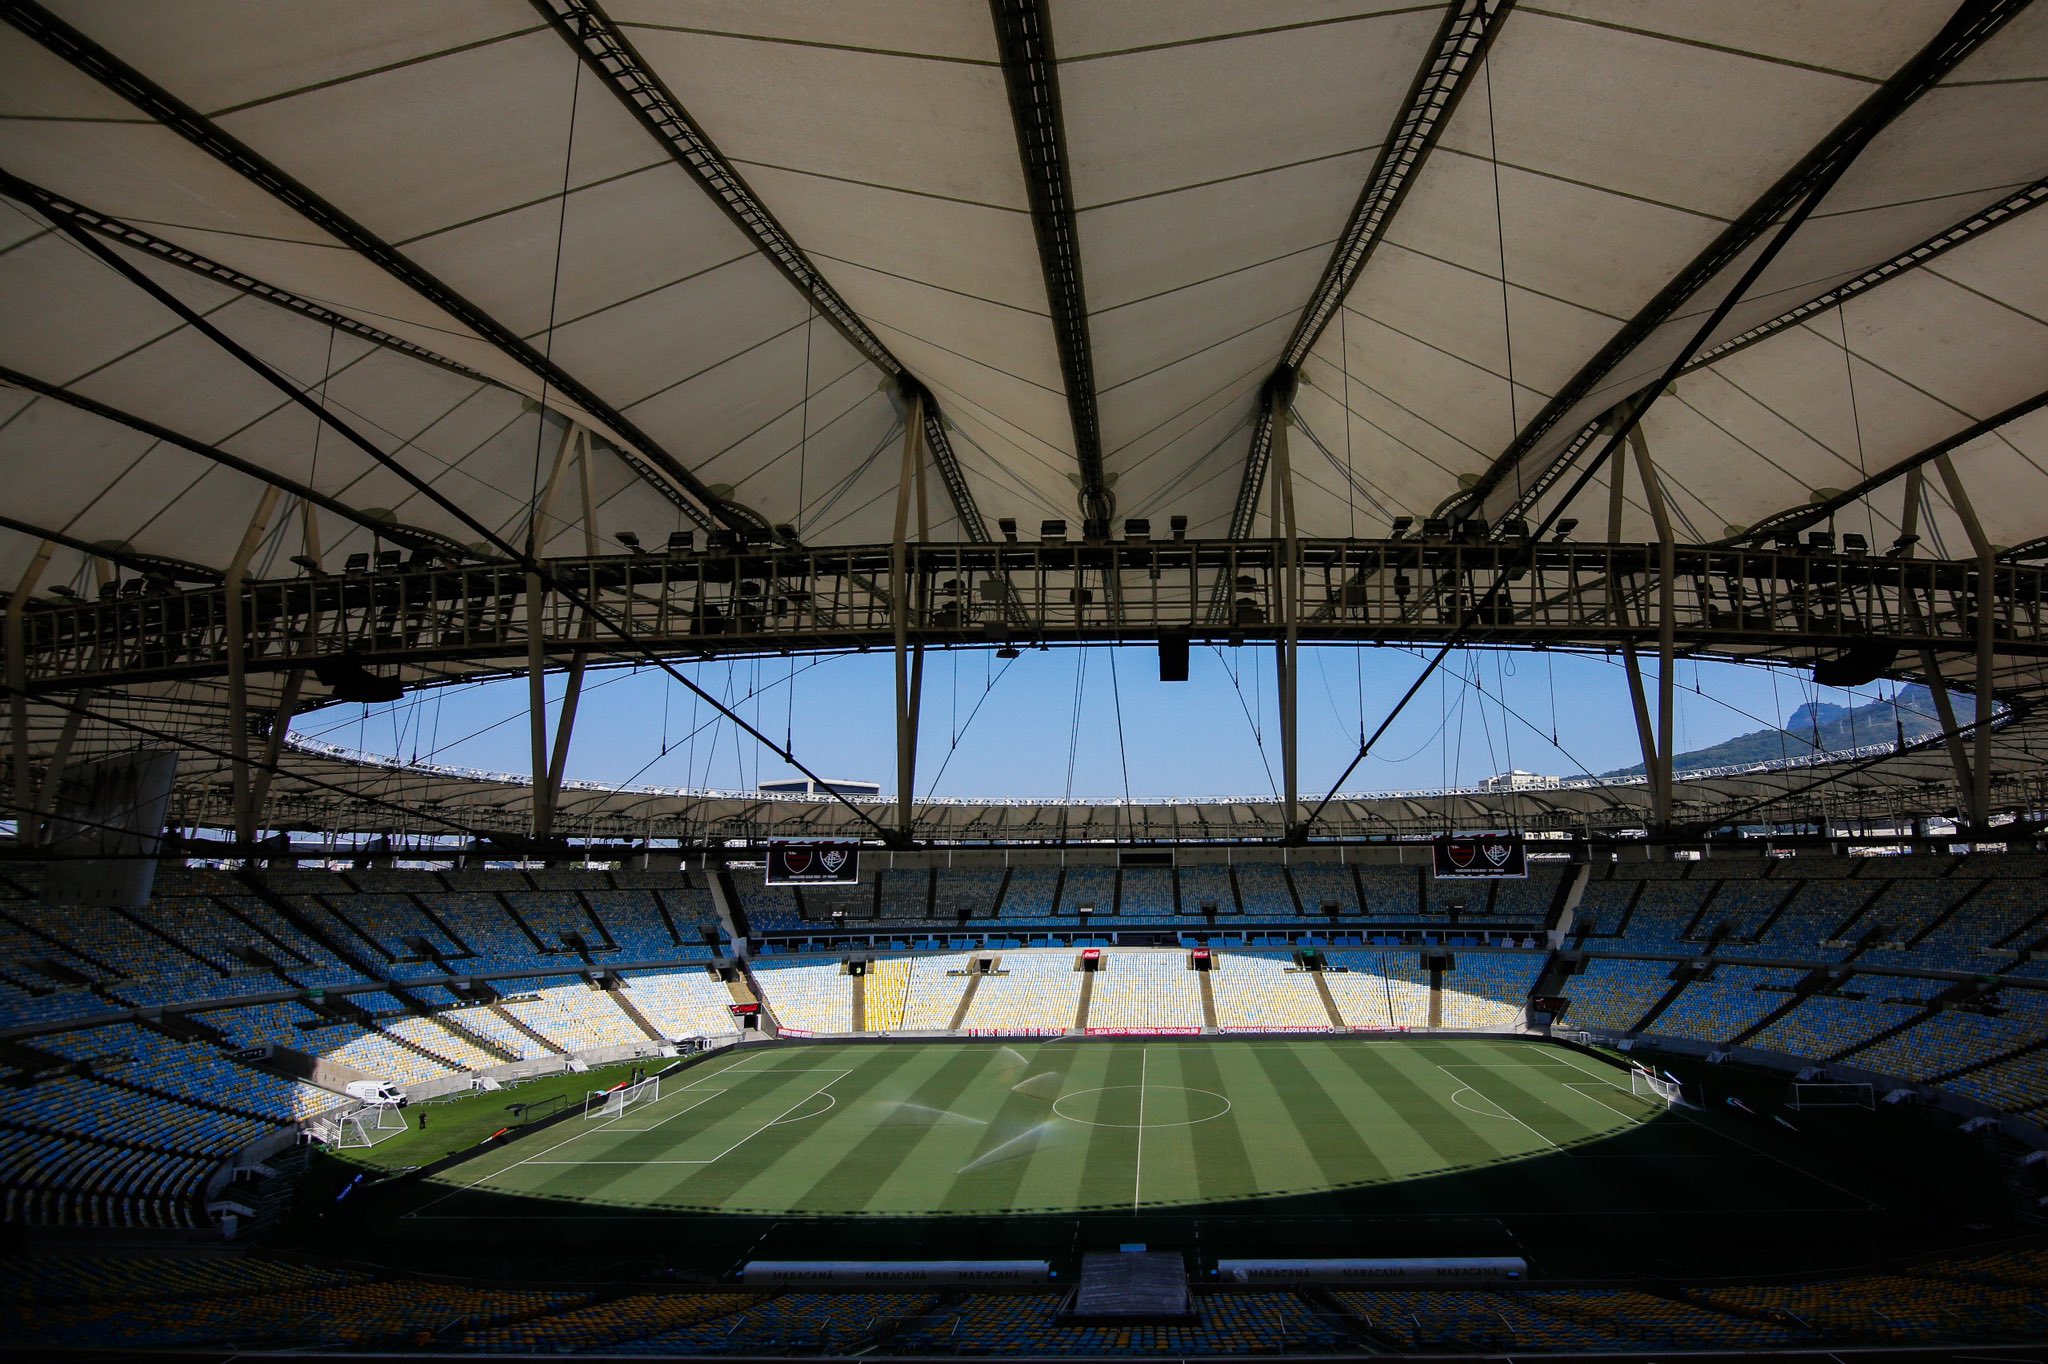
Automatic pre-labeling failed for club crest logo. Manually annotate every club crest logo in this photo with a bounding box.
[1483,842,1511,868]
[782,848,813,875]
[820,849,849,875]
[1446,842,1476,868]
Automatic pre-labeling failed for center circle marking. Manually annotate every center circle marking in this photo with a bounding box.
[1051,1084,1233,1128]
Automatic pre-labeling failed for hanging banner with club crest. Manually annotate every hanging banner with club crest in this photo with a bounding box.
[1432,834,1527,880]
[765,841,862,885]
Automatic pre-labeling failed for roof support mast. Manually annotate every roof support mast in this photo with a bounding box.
[1933,454,1999,834]
[1897,468,1982,827]
[1270,386,1302,842]
[224,487,281,850]
[5,541,54,820]
[893,391,930,847]
[1614,424,1678,833]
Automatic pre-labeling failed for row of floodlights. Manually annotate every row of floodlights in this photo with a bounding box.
[995,516,1189,542]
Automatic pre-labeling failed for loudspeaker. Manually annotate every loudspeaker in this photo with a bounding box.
[1158,631,1190,682]
[1813,640,1899,689]
[312,654,403,703]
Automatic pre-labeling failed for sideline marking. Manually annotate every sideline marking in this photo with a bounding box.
[1560,1080,1650,1125]
[1134,1046,1148,1212]
[406,1049,759,1216]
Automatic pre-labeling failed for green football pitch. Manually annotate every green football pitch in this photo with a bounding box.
[380,1036,1884,1237]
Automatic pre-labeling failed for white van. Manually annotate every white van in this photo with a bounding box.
[343,1080,409,1108]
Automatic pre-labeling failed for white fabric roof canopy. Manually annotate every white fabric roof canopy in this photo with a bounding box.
[1,0,2045,827]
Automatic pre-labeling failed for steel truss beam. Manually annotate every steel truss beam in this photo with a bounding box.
[1496,180,2048,537]
[990,0,1108,533]
[1734,386,2048,549]
[0,177,492,386]
[1456,0,2029,521]
[12,538,2047,693]
[166,723,2048,846]
[0,359,469,563]
[1226,0,1510,545]
[0,511,221,586]
[0,0,739,534]
[530,0,992,544]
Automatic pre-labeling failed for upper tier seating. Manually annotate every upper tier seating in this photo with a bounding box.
[1289,862,1359,916]
[1117,868,1176,923]
[1058,866,1116,916]
[1234,863,1296,917]
[877,868,932,919]
[1175,865,1235,914]
[933,869,1005,919]
[1486,865,1563,920]
[1356,866,1421,916]
[1566,958,1676,1032]
[1651,966,1805,1042]
[996,868,1059,924]
[735,873,803,933]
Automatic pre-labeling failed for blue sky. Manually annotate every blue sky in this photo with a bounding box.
[294,646,1919,802]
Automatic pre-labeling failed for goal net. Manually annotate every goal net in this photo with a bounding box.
[1630,1067,1685,1108]
[1786,1081,1874,1110]
[583,1074,660,1120]
[328,1103,408,1148]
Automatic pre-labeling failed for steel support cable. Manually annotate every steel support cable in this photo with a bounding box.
[527,0,991,543]
[1225,0,1513,547]
[30,202,896,844]
[1681,705,2014,835]
[0,0,747,534]
[1295,21,1942,841]
[1452,0,2029,523]
[0,358,467,561]
[0,685,497,844]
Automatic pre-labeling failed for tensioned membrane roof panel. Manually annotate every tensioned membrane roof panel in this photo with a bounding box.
[2,0,2046,829]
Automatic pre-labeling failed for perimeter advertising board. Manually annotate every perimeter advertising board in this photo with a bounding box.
[764,841,861,885]
[1432,834,1527,880]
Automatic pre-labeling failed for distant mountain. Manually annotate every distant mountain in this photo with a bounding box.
[1597,684,1973,779]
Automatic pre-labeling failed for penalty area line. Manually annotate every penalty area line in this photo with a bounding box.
[402,1049,761,1217]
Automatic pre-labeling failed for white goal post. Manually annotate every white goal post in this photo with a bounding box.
[583,1074,660,1120]
[1786,1081,1875,1110]
[327,1103,408,1148]
[1630,1066,1685,1108]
